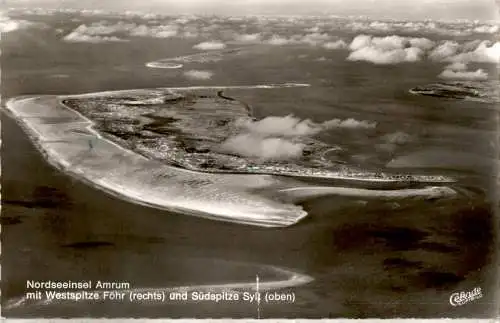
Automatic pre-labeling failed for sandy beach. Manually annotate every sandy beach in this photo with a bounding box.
[2,111,497,318]
[1,7,498,317]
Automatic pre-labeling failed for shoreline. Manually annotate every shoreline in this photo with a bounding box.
[59,83,312,100]
[2,110,495,318]
[4,92,461,228]
[3,97,310,228]
[59,88,455,185]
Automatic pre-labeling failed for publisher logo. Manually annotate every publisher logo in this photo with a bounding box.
[449,287,483,306]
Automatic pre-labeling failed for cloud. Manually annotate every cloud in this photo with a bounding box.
[237,115,376,137]
[63,21,132,42]
[193,40,226,50]
[349,34,372,51]
[299,32,331,46]
[0,11,47,33]
[233,33,262,43]
[261,32,340,47]
[428,41,460,60]
[370,35,408,50]
[409,37,435,50]
[63,20,188,41]
[461,39,483,52]
[377,130,414,153]
[63,33,127,43]
[366,21,393,32]
[322,40,347,50]
[346,34,434,64]
[430,40,500,64]
[219,134,305,161]
[0,18,27,33]
[347,21,392,33]
[130,24,179,38]
[322,118,377,129]
[305,26,321,33]
[449,40,500,63]
[265,34,295,45]
[8,9,498,39]
[62,22,130,42]
[182,30,199,38]
[471,41,500,63]
[183,70,214,80]
[438,61,489,81]
[79,21,135,35]
[438,68,489,81]
[444,62,467,71]
[344,19,495,37]
[238,115,322,137]
[470,24,499,34]
[65,21,139,37]
[219,114,376,160]
[347,45,423,64]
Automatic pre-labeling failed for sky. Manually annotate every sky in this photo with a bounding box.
[4,0,500,21]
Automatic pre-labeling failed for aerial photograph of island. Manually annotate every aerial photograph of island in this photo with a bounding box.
[1,0,498,319]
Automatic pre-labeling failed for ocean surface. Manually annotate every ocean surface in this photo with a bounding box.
[1,10,498,318]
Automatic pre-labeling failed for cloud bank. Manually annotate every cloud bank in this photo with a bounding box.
[9,8,500,41]
[238,115,322,137]
[444,62,468,71]
[345,19,499,37]
[0,11,48,33]
[237,115,376,137]
[438,68,489,81]
[130,24,179,38]
[345,34,499,65]
[63,22,133,42]
[63,33,127,43]
[220,134,305,160]
[430,39,500,64]
[62,20,185,43]
[346,34,430,64]
[437,60,489,81]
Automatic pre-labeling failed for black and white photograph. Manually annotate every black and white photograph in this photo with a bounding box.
[1,0,499,319]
